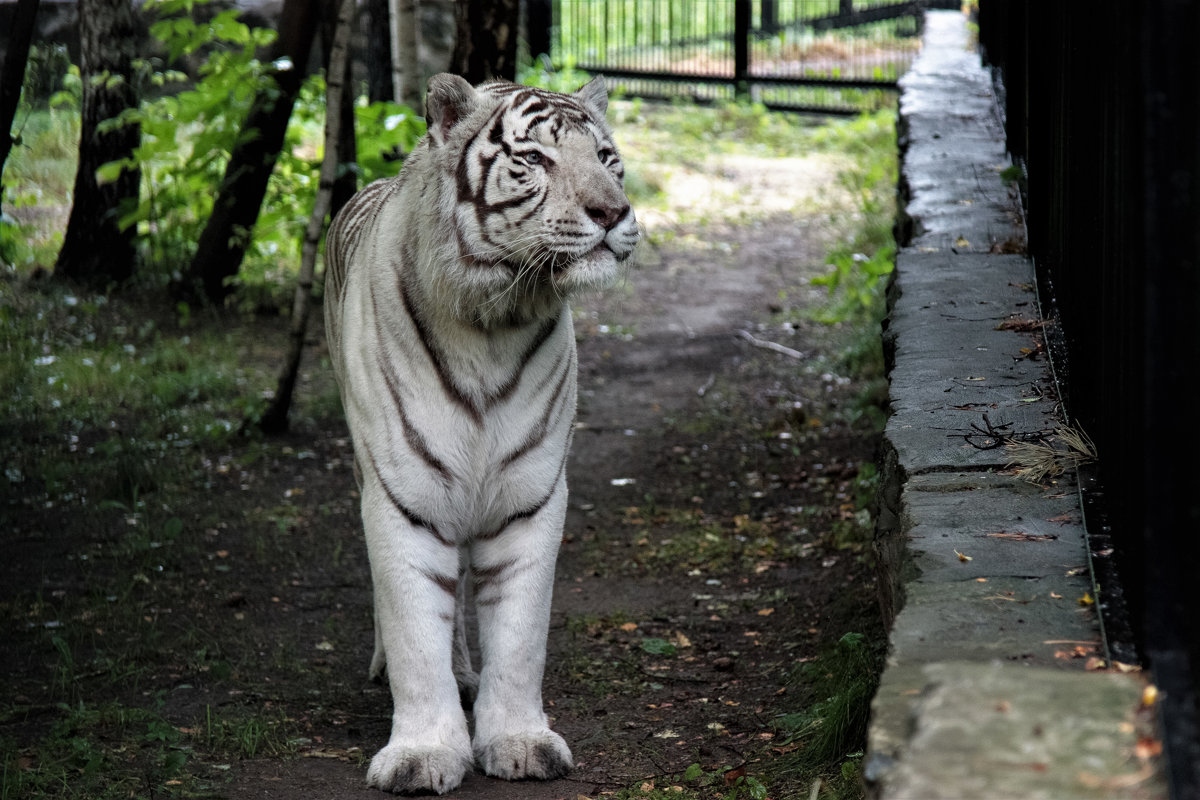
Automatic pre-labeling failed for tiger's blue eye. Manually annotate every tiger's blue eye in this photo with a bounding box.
[523,151,543,165]
[598,148,614,162]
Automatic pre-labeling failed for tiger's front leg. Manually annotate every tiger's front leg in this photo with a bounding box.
[360,476,473,795]
[469,479,573,780]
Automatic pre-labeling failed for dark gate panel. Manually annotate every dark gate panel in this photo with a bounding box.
[551,0,926,114]
[979,1,1200,795]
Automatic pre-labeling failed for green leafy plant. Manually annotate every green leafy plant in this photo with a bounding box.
[96,0,423,301]
[809,111,898,323]
[517,54,595,94]
[97,0,283,281]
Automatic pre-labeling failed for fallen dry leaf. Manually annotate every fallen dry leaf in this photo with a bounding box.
[1077,763,1155,790]
[954,549,973,562]
[723,765,747,785]
[995,318,1046,332]
[984,531,1057,542]
[1135,736,1163,760]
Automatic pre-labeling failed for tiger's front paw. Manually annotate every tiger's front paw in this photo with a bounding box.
[367,742,471,795]
[475,729,573,781]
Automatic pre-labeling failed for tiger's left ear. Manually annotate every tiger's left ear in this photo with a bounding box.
[575,75,609,118]
[426,73,478,147]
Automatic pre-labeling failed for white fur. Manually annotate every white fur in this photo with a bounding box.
[324,74,638,795]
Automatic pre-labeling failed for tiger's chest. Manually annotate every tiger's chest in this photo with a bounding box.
[353,297,577,539]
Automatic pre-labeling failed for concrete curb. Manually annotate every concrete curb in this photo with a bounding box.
[864,11,1166,799]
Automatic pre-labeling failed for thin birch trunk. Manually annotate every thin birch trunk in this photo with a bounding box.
[390,0,421,109]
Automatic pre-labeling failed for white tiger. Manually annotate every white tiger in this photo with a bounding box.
[323,73,639,794]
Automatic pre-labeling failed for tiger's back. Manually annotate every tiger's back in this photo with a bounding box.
[323,73,638,795]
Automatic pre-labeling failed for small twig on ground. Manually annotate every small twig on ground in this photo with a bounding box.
[947,412,1052,450]
[738,329,805,360]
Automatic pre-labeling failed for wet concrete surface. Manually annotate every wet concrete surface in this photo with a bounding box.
[865,11,1167,800]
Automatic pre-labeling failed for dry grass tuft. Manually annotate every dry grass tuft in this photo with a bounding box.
[1006,424,1097,484]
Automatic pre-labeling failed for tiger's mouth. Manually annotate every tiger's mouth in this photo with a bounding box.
[547,241,623,276]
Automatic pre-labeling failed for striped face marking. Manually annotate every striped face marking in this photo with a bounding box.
[447,82,639,285]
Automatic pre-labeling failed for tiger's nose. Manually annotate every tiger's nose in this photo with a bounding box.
[586,202,631,231]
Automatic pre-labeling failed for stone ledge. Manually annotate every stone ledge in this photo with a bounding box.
[864,11,1166,799]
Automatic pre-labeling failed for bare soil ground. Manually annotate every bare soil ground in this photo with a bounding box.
[2,145,885,799]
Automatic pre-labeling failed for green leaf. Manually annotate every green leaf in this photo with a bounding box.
[95,158,136,185]
[640,637,676,656]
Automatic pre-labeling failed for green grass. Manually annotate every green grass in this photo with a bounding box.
[0,697,299,799]
[0,280,275,508]
[197,705,300,760]
[772,631,883,799]
[0,698,194,800]
[621,505,807,574]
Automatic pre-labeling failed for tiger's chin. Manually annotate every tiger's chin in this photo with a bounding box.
[552,243,627,294]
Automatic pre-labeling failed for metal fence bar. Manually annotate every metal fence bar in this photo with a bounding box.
[549,0,926,113]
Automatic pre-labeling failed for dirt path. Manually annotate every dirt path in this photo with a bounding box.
[217,153,882,797]
[1,142,884,800]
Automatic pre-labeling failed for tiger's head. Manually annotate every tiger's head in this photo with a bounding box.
[421,73,640,324]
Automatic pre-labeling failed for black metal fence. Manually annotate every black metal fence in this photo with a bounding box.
[542,0,928,114]
[979,1,1199,794]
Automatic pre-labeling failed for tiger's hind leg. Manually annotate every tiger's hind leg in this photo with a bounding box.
[452,557,480,704]
[368,612,386,682]
[468,480,573,781]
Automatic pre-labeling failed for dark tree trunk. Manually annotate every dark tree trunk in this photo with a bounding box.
[364,0,393,102]
[450,0,519,84]
[258,0,355,434]
[54,0,140,287]
[0,0,41,209]
[183,0,320,304]
[526,0,551,61]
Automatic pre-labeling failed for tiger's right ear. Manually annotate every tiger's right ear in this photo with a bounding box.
[426,74,478,147]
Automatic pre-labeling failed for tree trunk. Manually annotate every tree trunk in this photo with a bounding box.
[183,0,320,304]
[54,0,140,287]
[0,0,41,210]
[391,0,421,108]
[320,0,357,211]
[364,0,393,103]
[450,0,519,84]
[258,0,355,434]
